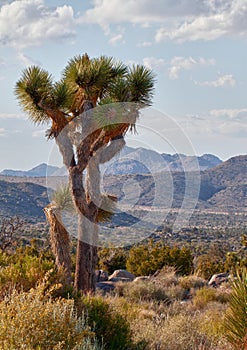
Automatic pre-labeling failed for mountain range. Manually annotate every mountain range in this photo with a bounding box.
[0,146,222,177]
[102,154,247,210]
[0,163,59,177]
[0,152,246,224]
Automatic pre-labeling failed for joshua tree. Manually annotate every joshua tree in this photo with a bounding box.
[15,54,155,292]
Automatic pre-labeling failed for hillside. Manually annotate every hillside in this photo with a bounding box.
[200,155,247,208]
[0,180,48,221]
[0,154,245,226]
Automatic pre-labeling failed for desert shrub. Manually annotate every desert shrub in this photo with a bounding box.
[0,251,11,267]
[158,314,213,350]
[97,247,127,274]
[0,252,54,296]
[224,252,241,273]
[0,240,58,299]
[179,274,207,290]
[80,295,132,350]
[126,240,193,276]
[224,268,247,349]
[165,283,187,301]
[104,290,232,350]
[114,280,169,303]
[0,286,99,350]
[168,246,194,275]
[199,302,227,340]
[130,311,224,350]
[195,253,225,280]
[192,286,228,309]
[151,266,179,287]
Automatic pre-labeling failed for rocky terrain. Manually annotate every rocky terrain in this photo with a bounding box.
[0,154,246,237]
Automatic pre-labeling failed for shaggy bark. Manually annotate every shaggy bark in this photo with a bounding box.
[74,213,98,292]
[44,204,72,285]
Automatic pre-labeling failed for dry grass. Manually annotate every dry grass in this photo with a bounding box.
[179,274,207,290]
[112,298,232,350]
[104,270,233,350]
[192,286,230,309]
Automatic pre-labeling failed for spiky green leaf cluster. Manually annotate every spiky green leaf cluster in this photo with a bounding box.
[52,184,74,212]
[15,66,72,124]
[224,268,247,349]
[15,53,155,131]
[52,81,73,110]
[127,65,155,105]
[63,54,128,100]
[15,66,52,124]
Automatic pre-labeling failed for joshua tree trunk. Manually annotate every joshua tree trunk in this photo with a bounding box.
[69,160,99,293]
[70,136,125,293]
[44,203,72,285]
[74,213,98,292]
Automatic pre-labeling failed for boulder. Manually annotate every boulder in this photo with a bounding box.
[96,281,115,293]
[208,273,229,287]
[95,270,108,282]
[108,269,135,282]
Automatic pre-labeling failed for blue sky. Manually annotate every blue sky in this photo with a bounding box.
[0,0,247,170]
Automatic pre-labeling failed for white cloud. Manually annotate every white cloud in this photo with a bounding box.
[0,0,76,48]
[83,0,209,27]
[155,0,247,42]
[17,52,41,67]
[210,109,247,121]
[83,0,247,42]
[108,27,126,45]
[0,113,24,119]
[194,74,237,87]
[138,41,153,47]
[109,34,125,45]
[168,56,215,79]
[181,108,247,138]
[143,57,166,71]
[155,15,228,42]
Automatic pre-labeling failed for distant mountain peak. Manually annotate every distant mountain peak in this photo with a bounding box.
[0,147,223,177]
[0,163,60,177]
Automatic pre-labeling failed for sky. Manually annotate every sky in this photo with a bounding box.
[0,0,247,170]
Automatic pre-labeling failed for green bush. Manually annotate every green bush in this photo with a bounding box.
[114,280,169,303]
[193,286,228,309]
[80,295,132,350]
[0,252,54,296]
[195,254,225,280]
[0,241,59,299]
[97,247,127,274]
[126,240,193,276]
